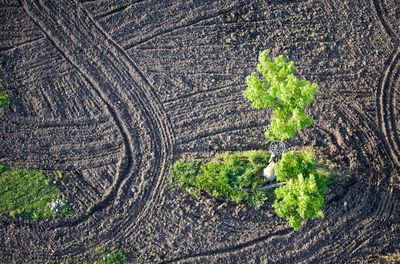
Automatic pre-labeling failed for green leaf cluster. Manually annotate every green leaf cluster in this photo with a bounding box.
[0,164,71,220]
[93,249,128,264]
[272,150,329,230]
[273,174,325,230]
[274,150,315,182]
[243,49,317,141]
[0,79,11,108]
[169,151,271,207]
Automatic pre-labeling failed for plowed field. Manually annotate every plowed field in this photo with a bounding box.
[0,0,399,263]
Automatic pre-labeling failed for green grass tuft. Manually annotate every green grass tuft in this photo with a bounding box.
[0,79,11,108]
[169,150,271,208]
[0,164,71,220]
[93,249,128,264]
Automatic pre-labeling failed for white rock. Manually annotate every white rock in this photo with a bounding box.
[263,163,276,181]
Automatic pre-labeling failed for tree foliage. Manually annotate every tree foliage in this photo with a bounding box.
[243,49,317,141]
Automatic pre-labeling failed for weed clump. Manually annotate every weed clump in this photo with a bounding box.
[0,79,11,108]
[93,249,128,264]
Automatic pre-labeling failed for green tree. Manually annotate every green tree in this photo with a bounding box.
[243,49,317,141]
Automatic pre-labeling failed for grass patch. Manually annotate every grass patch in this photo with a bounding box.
[93,248,128,264]
[170,150,271,208]
[0,79,11,108]
[0,164,71,220]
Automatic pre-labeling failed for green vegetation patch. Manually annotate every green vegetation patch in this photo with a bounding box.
[243,49,317,141]
[170,150,271,208]
[92,248,128,264]
[273,150,331,230]
[0,79,11,108]
[170,150,334,230]
[0,164,71,220]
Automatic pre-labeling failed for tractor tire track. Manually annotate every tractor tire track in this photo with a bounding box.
[162,228,290,264]
[376,49,400,167]
[3,0,174,231]
[372,0,400,45]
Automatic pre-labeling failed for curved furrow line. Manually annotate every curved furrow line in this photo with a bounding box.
[376,49,400,167]
[177,121,268,146]
[172,101,258,123]
[93,1,144,20]
[306,188,397,264]
[166,96,246,118]
[372,0,400,45]
[163,83,243,104]
[2,0,174,230]
[0,118,122,169]
[7,129,118,147]
[328,106,397,222]
[2,151,122,171]
[1,113,108,125]
[161,228,290,264]
[80,2,175,222]
[0,126,121,150]
[290,113,398,262]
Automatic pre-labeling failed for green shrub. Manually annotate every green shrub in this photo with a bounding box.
[0,79,11,108]
[170,160,202,190]
[0,164,71,220]
[275,150,316,182]
[93,249,128,264]
[169,151,271,207]
[243,49,317,141]
[273,174,327,230]
[272,150,330,230]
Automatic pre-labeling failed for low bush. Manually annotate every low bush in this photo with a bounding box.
[272,150,330,230]
[274,150,316,182]
[93,249,128,264]
[0,79,11,108]
[169,151,271,207]
[0,164,71,220]
[273,174,327,230]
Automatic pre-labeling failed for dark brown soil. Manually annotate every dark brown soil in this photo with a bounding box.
[0,0,399,263]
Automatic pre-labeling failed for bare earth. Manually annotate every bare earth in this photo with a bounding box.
[0,0,399,263]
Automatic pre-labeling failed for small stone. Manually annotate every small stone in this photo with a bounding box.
[343,201,348,207]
